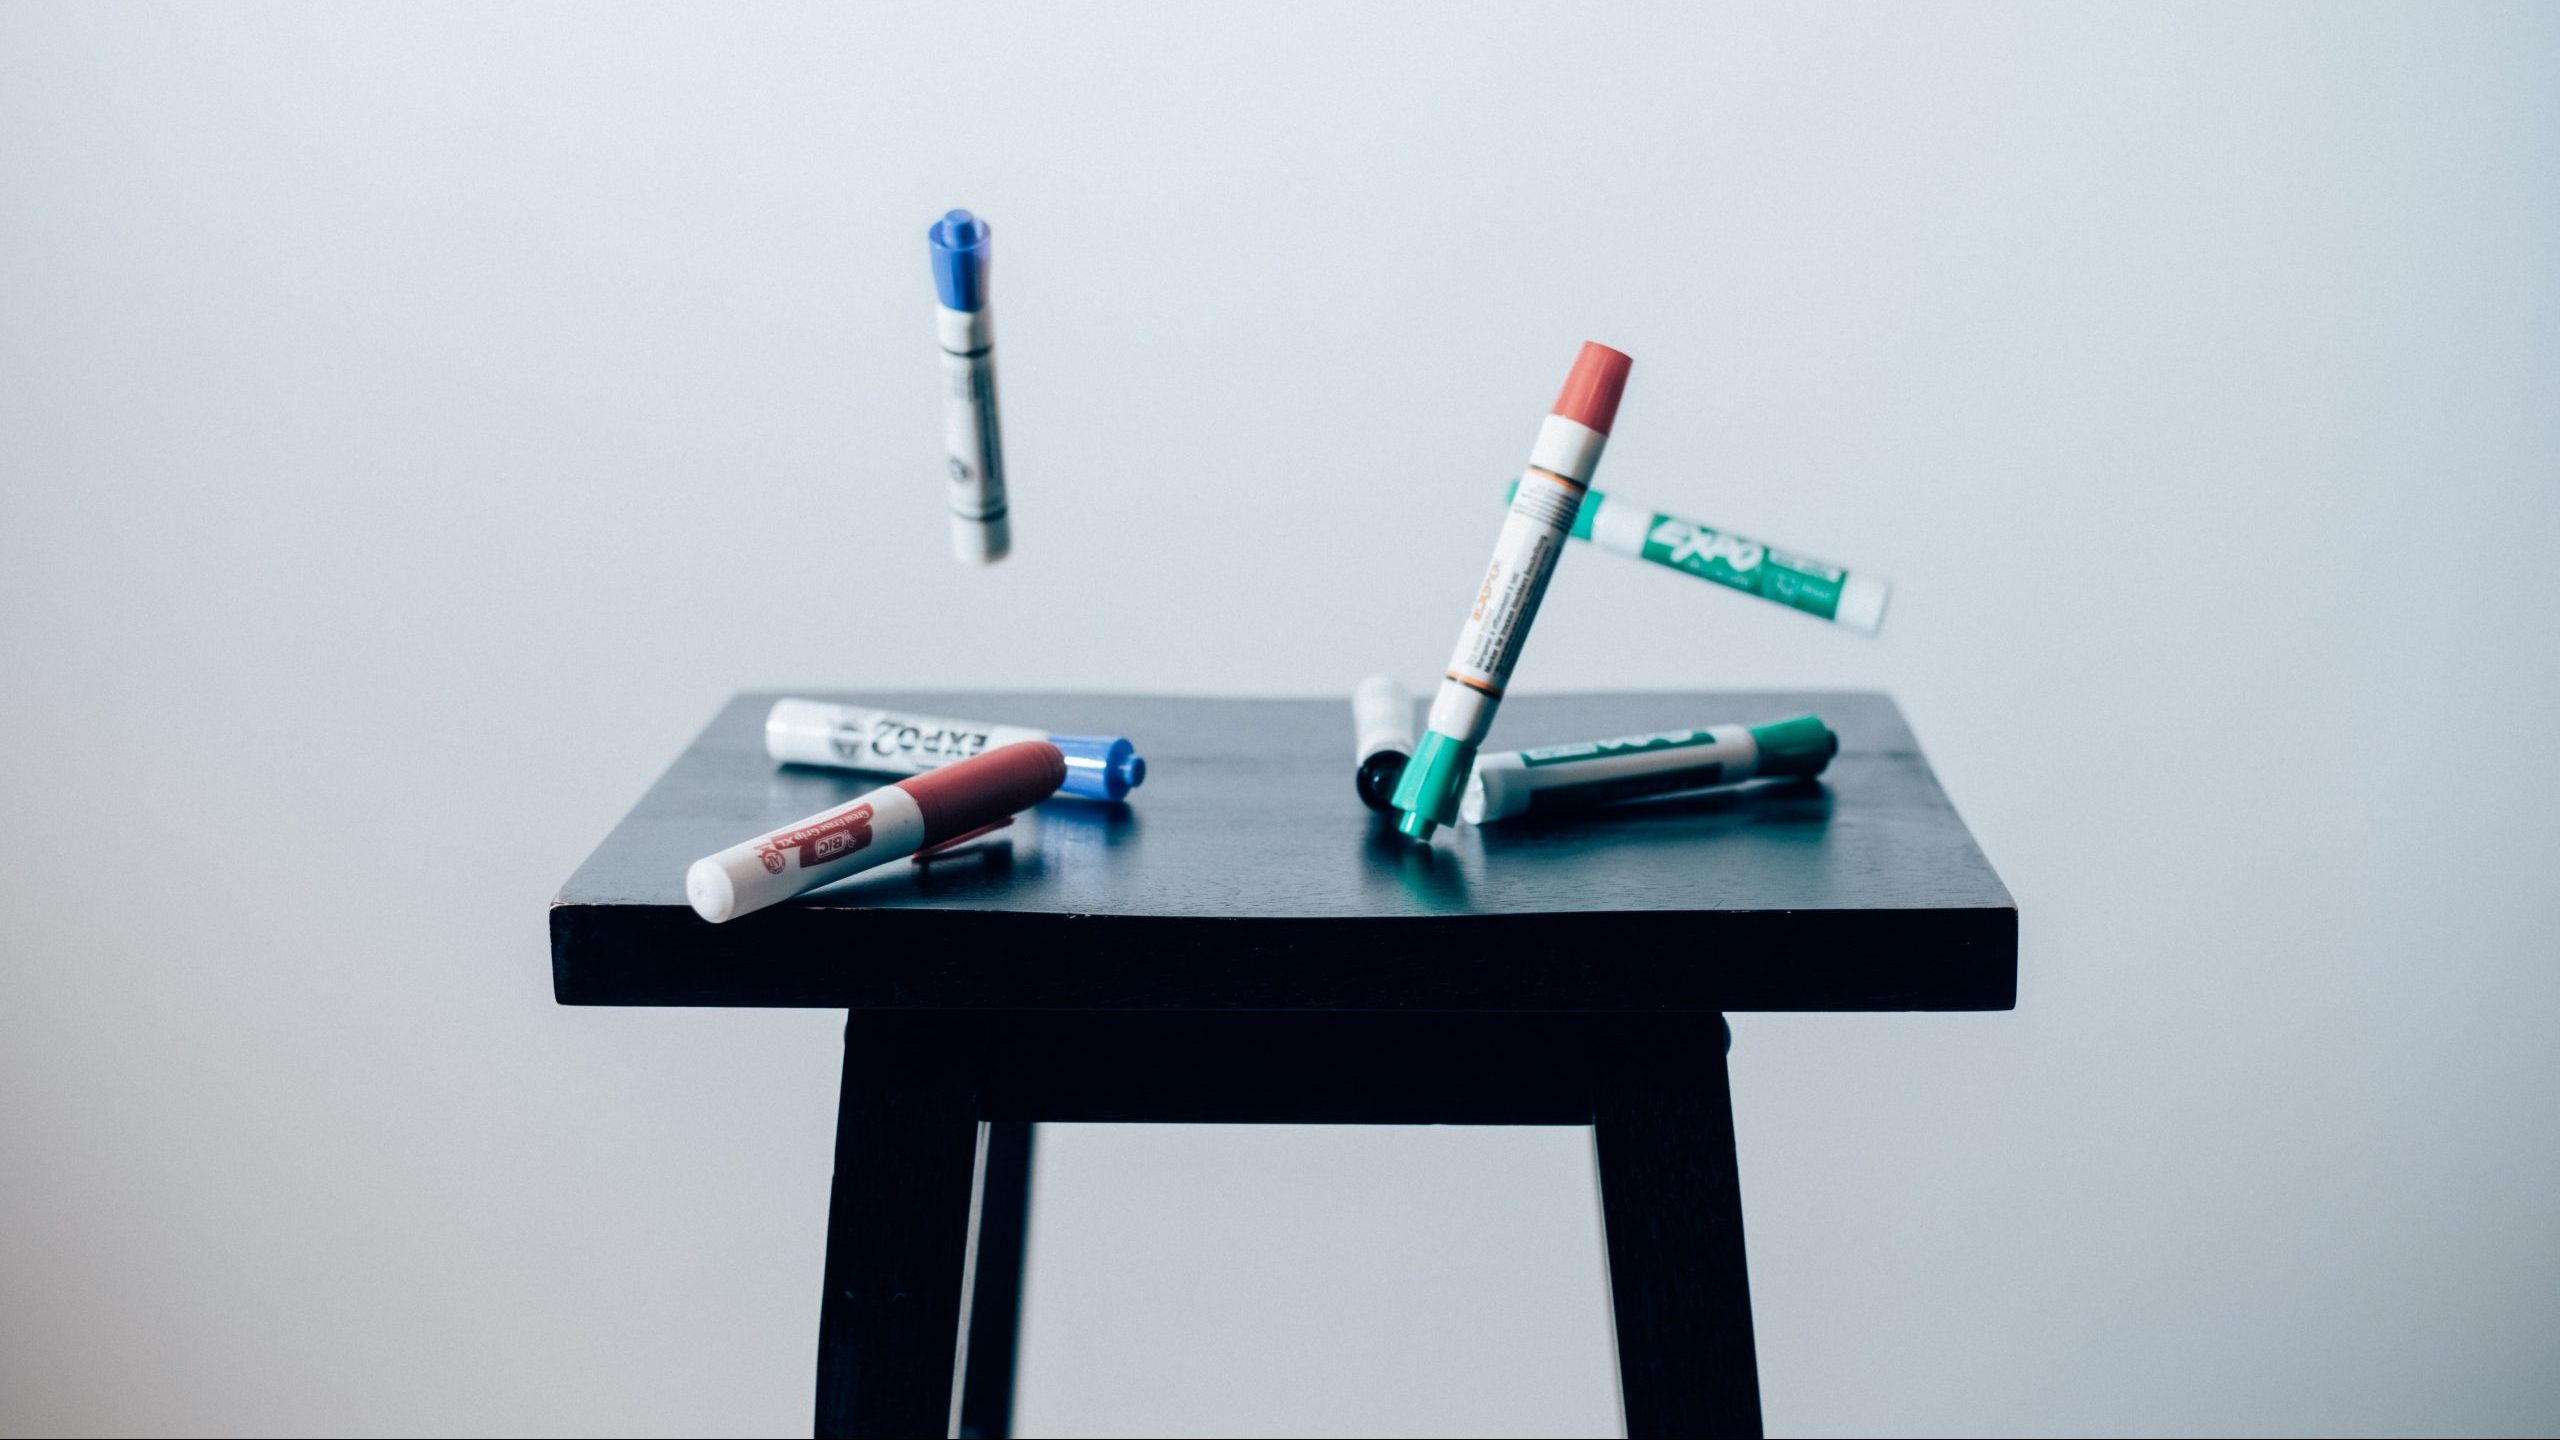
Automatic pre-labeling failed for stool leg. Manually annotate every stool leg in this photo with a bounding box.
[956,1121,1035,1439]
[814,1058,986,1438]
[1591,1015,1763,1438]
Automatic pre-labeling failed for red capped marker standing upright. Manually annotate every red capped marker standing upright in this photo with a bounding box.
[1391,342,1634,840]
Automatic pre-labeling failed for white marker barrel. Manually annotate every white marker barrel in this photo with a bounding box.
[687,784,929,924]
[939,305,1009,564]
[768,698,1047,775]
[1428,454,1592,747]
[1462,715,1837,824]
[1350,675,1416,812]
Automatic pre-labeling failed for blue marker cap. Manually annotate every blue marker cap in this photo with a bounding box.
[928,208,990,312]
[1050,734,1146,802]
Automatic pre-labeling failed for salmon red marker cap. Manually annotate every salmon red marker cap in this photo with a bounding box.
[899,740,1066,845]
[1550,341,1634,436]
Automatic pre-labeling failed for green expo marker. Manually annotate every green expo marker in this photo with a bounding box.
[1461,715,1838,824]
[1503,477,1890,633]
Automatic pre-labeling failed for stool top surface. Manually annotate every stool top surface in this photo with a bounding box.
[551,690,2015,1013]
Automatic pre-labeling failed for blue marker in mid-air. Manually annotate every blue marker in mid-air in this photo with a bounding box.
[929,208,1008,564]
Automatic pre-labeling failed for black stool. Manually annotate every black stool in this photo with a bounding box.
[550,690,2016,1438]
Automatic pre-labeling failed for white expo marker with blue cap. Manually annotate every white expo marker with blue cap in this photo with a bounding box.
[765,698,1146,803]
[929,209,1008,564]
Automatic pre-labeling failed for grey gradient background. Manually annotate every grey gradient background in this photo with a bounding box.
[4,3,2557,1435]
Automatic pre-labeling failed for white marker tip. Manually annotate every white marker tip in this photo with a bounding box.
[1836,572,1891,635]
[686,859,737,924]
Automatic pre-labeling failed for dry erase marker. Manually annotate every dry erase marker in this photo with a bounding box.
[1391,341,1634,841]
[930,209,1008,564]
[1463,715,1836,824]
[686,741,1064,923]
[1506,479,1889,633]
[765,698,1144,802]
[1351,676,1416,812]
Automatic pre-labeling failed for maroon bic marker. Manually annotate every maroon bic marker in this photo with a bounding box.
[684,741,1065,923]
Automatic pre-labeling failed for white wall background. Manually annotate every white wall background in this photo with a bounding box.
[4,3,2556,1435]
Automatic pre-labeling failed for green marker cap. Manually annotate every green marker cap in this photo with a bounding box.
[1390,730,1477,840]
[1747,714,1837,779]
